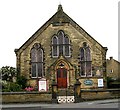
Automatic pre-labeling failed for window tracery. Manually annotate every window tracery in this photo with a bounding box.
[30,43,44,78]
[79,42,92,77]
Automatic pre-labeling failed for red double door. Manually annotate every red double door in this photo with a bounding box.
[57,68,67,88]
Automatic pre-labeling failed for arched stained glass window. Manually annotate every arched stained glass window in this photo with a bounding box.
[52,30,71,57]
[64,36,69,44]
[31,43,44,78]
[58,31,64,44]
[52,36,58,57]
[58,31,64,55]
[79,42,92,77]
[86,47,91,61]
[80,48,85,61]
[81,62,85,76]
[52,36,58,44]
[64,36,70,56]
[31,48,37,62]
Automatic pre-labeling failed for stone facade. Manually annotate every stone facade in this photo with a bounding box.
[15,5,107,93]
[106,57,120,80]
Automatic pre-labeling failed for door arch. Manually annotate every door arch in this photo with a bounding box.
[49,55,76,89]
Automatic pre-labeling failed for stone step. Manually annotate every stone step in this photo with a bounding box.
[57,89,74,96]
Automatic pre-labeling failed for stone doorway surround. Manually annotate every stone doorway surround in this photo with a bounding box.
[49,55,76,103]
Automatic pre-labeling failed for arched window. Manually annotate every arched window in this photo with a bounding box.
[80,48,85,61]
[52,36,58,57]
[58,31,64,55]
[52,30,71,57]
[58,31,64,44]
[86,47,91,61]
[85,47,91,76]
[31,43,44,78]
[64,35,70,56]
[79,42,92,77]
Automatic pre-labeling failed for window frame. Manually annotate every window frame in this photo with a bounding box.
[52,30,71,58]
[52,35,59,57]
[30,43,44,78]
[79,44,92,77]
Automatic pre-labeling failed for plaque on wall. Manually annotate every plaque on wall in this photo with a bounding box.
[84,79,93,86]
[98,79,104,87]
[38,79,47,91]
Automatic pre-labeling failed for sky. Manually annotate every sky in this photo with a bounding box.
[0,0,119,68]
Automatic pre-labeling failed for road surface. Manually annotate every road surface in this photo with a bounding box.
[1,99,120,110]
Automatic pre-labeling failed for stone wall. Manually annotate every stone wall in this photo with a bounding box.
[81,89,120,100]
[2,92,51,103]
[2,89,120,103]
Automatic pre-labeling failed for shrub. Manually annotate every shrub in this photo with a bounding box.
[0,66,17,82]
[107,77,114,88]
[9,82,22,91]
[2,82,22,92]
[16,76,27,89]
[107,77,120,88]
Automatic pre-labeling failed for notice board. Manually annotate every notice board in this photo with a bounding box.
[38,79,47,91]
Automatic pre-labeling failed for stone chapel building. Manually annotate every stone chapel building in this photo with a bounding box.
[15,5,108,93]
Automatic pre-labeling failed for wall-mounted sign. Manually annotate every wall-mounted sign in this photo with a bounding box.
[38,79,47,91]
[98,79,104,87]
[84,79,93,86]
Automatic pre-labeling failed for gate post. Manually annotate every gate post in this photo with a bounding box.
[51,80,58,103]
[74,79,81,103]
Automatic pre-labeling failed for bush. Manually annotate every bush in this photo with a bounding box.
[2,75,27,92]
[2,82,22,92]
[9,82,22,91]
[0,66,17,82]
[107,77,120,88]
[107,77,114,88]
[16,76,27,89]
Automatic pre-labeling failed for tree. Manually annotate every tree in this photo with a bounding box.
[0,66,17,82]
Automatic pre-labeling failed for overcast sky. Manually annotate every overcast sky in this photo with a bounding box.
[0,0,119,68]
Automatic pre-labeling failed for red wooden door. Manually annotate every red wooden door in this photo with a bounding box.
[57,68,67,88]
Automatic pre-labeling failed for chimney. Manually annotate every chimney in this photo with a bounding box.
[110,57,113,60]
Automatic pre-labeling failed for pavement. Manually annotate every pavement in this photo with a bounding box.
[1,98,120,109]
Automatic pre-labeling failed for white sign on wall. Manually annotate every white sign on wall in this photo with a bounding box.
[98,79,104,87]
[38,79,47,91]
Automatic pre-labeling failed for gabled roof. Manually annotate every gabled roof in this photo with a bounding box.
[15,4,107,54]
[107,57,120,64]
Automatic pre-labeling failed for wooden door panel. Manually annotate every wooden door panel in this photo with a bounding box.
[57,68,67,88]
[57,78,62,88]
[62,79,67,88]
